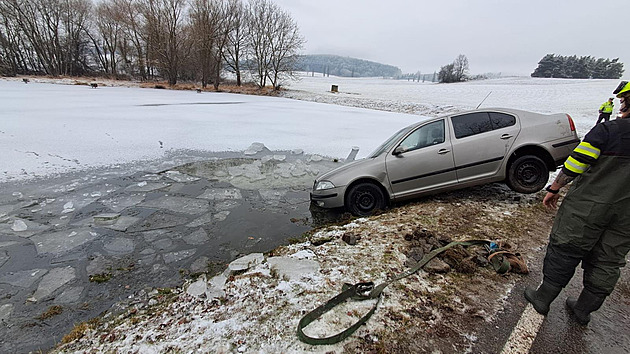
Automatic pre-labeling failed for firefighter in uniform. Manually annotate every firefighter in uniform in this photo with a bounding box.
[596,97,615,124]
[524,81,630,325]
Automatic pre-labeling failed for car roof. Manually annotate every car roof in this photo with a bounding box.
[404,107,550,130]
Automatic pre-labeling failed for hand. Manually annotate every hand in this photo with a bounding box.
[543,192,561,209]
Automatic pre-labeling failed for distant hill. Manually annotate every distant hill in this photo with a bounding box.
[294,54,402,78]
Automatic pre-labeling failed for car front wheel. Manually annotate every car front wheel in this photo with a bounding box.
[506,155,549,194]
[346,182,386,216]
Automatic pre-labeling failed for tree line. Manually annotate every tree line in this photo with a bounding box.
[294,54,402,78]
[531,54,624,79]
[0,0,304,89]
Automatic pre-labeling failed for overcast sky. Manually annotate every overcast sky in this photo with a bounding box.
[273,0,628,78]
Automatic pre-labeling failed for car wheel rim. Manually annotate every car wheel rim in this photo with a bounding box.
[356,190,376,211]
[517,162,541,185]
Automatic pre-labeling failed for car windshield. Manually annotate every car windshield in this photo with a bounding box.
[368,125,414,158]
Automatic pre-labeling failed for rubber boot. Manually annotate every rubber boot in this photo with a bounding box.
[566,289,607,325]
[524,281,562,315]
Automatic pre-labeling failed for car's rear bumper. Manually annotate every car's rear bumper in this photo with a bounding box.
[310,187,345,208]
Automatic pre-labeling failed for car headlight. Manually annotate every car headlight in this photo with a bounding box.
[314,180,335,191]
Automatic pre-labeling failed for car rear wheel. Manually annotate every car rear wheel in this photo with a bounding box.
[346,182,386,216]
[506,155,548,194]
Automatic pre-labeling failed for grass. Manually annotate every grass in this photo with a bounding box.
[37,305,63,320]
[89,273,112,283]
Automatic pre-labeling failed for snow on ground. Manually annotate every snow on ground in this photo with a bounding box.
[0,79,418,183]
[283,73,619,134]
[0,75,621,184]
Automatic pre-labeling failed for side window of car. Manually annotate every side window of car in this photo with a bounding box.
[398,120,445,152]
[489,112,516,130]
[451,112,492,139]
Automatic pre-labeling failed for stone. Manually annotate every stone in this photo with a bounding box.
[227,253,264,274]
[0,269,47,288]
[31,266,76,301]
[342,233,359,245]
[267,257,319,281]
[424,258,451,273]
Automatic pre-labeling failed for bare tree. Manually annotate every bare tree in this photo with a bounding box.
[0,0,93,76]
[139,0,189,85]
[453,54,469,82]
[89,0,124,76]
[266,5,304,90]
[246,0,303,90]
[222,0,246,86]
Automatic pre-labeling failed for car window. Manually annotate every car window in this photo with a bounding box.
[489,112,516,129]
[398,120,445,152]
[368,125,414,158]
[451,112,492,139]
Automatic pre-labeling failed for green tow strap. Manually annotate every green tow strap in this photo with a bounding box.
[297,239,506,345]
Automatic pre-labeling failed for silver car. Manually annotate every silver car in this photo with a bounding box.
[310,108,580,216]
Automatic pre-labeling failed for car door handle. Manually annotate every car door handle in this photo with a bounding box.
[500,134,513,140]
[438,149,450,154]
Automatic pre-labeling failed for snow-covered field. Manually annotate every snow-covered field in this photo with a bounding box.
[0,75,621,184]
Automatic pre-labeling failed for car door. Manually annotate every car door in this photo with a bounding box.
[449,111,520,183]
[385,119,457,198]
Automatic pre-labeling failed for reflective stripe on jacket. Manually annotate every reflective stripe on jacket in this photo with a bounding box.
[562,119,630,203]
[599,101,614,114]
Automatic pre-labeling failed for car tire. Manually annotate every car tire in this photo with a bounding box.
[346,182,386,216]
[506,155,549,194]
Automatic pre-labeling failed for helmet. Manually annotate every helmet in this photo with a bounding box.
[613,81,630,98]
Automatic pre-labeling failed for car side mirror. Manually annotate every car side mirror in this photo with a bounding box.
[393,146,406,155]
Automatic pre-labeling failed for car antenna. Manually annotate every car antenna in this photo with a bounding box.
[476,91,492,109]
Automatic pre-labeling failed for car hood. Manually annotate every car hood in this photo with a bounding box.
[316,158,372,182]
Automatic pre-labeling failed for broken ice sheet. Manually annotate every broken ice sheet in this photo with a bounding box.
[163,170,200,183]
[100,194,145,213]
[244,142,266,155]
[197,188,242,201]
[138,196,210,215]
[125,181,171,192]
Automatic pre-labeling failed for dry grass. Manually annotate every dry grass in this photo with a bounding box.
[61,322,90,344]
[37,305,63,320]
[138,81,282,96]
